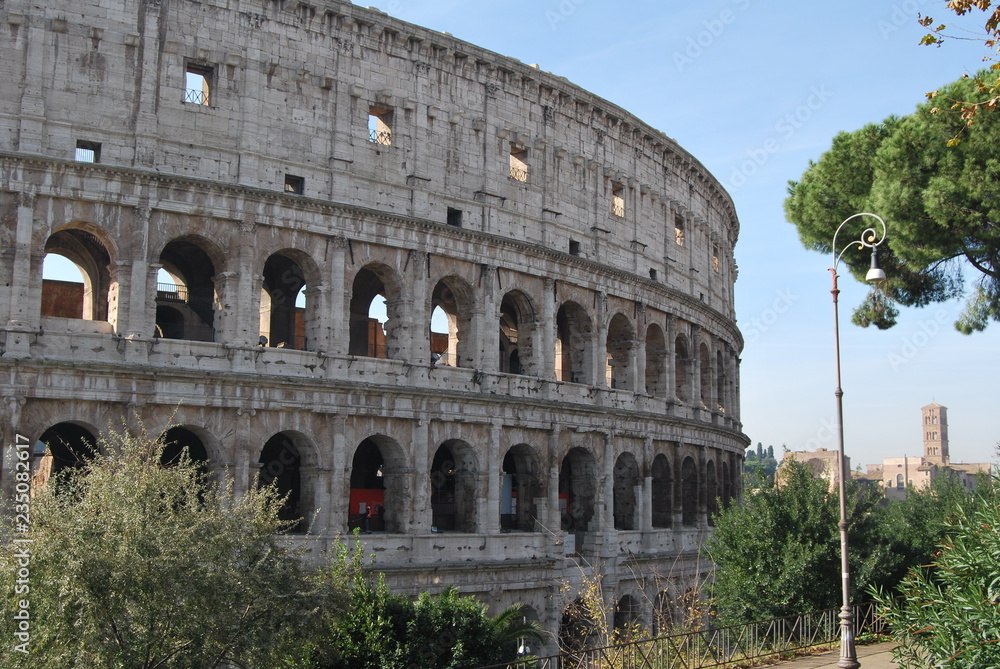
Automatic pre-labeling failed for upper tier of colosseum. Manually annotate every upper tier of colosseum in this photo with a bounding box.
[0,0,739,321]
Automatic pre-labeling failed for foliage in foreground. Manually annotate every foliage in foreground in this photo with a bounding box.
[874,478,1000,669]
[707,462,979,626]
[306,538,545,669]
[0,428,345,669]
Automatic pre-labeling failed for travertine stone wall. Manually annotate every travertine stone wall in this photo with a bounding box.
[0,0,747,649]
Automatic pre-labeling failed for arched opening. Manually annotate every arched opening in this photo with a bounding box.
[350,436,407,533]
[560,597,598,656]
[645,324,667,397]
[699,342,712,407]
[349,265,400,359]
[258,433,305,533]
[674,334,689,401]
[160,426,210,468]
[613,452,640,530]
[613,594,642,641]
[501,444,542,532]
[513,605,541,658]
[605,313,635,391]
[431,440,478,533]
[156,239,218,342]
[706,460,718,526]
[32,422,99,487]
[559,447,597,533]
[259,252,311,350]
[681,456,698,527]
[430,277,475,368]
[500,291,537,376]
[42,227,113,323]
[556,301,593,384]
[651,453,673,529]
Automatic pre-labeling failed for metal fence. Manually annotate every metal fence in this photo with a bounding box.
[480,602,883,669]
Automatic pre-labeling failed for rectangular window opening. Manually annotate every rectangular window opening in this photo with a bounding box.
[75,140,101,163]
[446,207,463,228]
[284,174,304,195]
[611,182,625,218]
[569,239,581,256]
[368,107,393,146]
[674,217,685,246]
[712,245,720,272]
[509,145,528,182]
[184,63,213,106]
[649,268,657,281]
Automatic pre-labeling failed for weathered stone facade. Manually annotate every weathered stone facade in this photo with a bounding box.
[0,0,746,646]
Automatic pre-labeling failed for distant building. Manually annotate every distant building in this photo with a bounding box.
[780,448,849,493]
[863,404,990,499]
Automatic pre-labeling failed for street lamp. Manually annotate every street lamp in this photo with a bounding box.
[829,212,887,669]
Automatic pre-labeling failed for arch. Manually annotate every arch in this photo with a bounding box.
[706,460,718,526]
[613,594,642,641]
[156,237,220,342]
[32,422,99,487]
[501,443,542,532]
[699,342,712,407]
[613,451,640,530]
[559,447,597,532]
[259,249,319,351]
[651,453,673,528]
[681,456,698,527]
[674,333,689,401]
[499,290,538,376]
[645,323,667,397]
[42,225,115,323]
[431,440,479,532]
[605,313,635,391]
[160,426,210,466]
[349,263,402,359]
[560,596,598,656]
[258,431,316,533]
[350,436,408,533]
[430,275,475,367]
[556,301,594,384]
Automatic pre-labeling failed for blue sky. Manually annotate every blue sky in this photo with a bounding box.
[359,0,1000,467]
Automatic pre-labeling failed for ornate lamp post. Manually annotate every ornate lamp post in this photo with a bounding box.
[829,212,887,669]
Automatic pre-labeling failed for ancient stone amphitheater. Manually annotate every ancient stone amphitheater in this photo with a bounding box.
[0,0,746,647]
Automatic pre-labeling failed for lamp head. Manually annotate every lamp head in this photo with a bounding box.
[865,247,886,284]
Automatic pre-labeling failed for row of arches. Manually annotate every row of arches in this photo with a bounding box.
[34,223,738,410]
[31,421,740,535]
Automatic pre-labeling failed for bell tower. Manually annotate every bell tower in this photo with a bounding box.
[922,403,949,465]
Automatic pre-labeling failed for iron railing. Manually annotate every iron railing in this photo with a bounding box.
[480,602,884,669]
[156,282,187,301]
[183,89,210,105]
[369,128,392,146]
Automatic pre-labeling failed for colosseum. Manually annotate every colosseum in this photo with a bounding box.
[0,0,746,648]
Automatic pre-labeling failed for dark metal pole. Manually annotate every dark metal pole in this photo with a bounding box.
[830,267,859,669]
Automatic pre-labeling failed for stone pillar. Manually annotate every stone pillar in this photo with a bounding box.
[484,420,502,534]
[233,407,255,500]
[593,292,608,389]
[635,308,647,394]
[411,417,431,532]
[642,436,653,531]
[691,326,703,409]
[595,430,613,532]
[5,193,39,359]
[698,446,709,528]
[541,279,556,380]
[328,413,348,535]
[546,426,562,532]
[665,314,676,403]
[477,264,499,372]
[328,236,349,355]
[404,251,428,364]
[672,442,684,528]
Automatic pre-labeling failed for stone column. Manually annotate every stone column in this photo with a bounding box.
[593,292,608,389]
[546,426,562,532]
[410,417,431,532]
[484,420,502,533]
[328,236,349,355]
[403,251,428,364]
[5,193,39,359]
[635,307,647,394]
[691,326,703,410]
[541,279,556,380]
[477,264,499,372]
[328,413,348,535]
[642,436,654,531]
[665,314,676,403]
